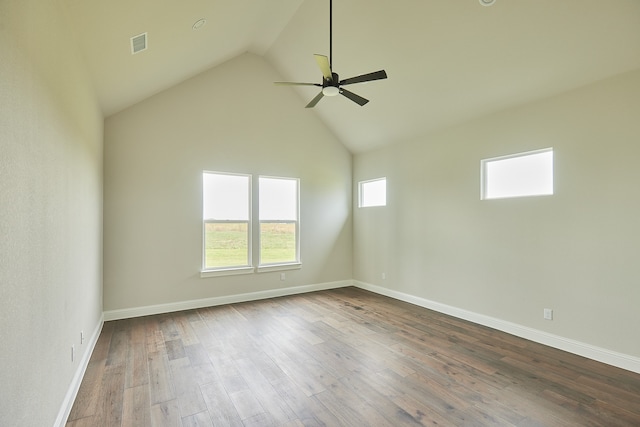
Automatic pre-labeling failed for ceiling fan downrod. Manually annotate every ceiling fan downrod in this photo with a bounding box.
[329,0,333,69]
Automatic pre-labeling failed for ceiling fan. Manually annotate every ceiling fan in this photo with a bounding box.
[274,0,388,108]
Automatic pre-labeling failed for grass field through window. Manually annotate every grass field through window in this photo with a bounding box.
[204,222,296,268]
[260,222,296,264]
[204,223,248,268]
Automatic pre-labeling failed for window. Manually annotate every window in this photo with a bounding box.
[202,172,300,276]
[259,176,299,266]
[359,178,387,207]
[481,148,553,200]
[202,172,251,270]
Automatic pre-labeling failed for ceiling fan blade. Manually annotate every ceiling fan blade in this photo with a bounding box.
[305,91,324,108]
[339,88,369,106]
[314,54,333,82]
[339,70,388,86]
[274,82,322,87]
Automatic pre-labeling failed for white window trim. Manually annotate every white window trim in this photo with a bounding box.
[480,148,553,200]
[200,266,255,278]
[256,262,302,273]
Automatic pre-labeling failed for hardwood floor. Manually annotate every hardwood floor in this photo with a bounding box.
[66,287,640,426]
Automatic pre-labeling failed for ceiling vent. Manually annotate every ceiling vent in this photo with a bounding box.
[130,32,148,54]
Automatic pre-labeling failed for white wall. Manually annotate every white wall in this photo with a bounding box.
[103,53,352,313]
[0,1,104,426]
[354,70,640,360]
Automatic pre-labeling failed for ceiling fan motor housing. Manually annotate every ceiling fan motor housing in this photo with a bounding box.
[322,72,341,96]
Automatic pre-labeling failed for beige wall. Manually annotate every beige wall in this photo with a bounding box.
[0,1,104,426]
[354,70,640,358]
[103,53,352,312]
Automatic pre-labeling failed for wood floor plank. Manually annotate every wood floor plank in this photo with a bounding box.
[95,363,126,427]
[260,335,330,397]
[228,388,265,421]
[165,339,186,361]
[169,357,207,418]
[67,287,640,427]
[146,327,166,355]
[125,336,149,389]
[67,360,106,421]
[65,416,100,427]
[339,371,425,427]
[317,377,398,427]
[91,321,114,361]
[173,314,200,346]
[150,399,182,427]
[199,380,243,427]
[234,356,298,425]
[148,352,175,405]
[269,376,336,424]
[158,314,180,342]
[122,384,151,427]
[105,326,129,367]
[181,410,213,427]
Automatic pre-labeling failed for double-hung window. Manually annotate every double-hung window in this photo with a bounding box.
[202,172,252,272]
[259,177,299,267]
[202,172,299,276]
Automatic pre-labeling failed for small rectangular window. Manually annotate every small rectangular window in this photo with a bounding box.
[259,176,299,266]
[481,148,553,200]
[203,172,251,270]
[359,178,387,207]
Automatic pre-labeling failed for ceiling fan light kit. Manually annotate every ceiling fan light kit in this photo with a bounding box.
[322,86,340,96]
[274,0,387,108]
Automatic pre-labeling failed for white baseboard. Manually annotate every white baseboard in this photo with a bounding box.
[103,280,353,321]
[354,281,640,375]
[54,314,104,427]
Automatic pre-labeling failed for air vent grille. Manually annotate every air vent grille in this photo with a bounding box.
[130,33,147,54]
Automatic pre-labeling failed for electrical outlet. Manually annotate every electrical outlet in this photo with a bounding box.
[543,308,553,320]
[80,331,84,345]
[280,273,286,281]
[381,272,386,280]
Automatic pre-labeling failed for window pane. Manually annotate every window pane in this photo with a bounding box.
[204,222,249,268]
[203,172,251,269]
[259,177,297,221]
[203,173,250,220]
[360,178,386,207]
[259,177,298,265]
[483,149,553,199]
[260,222,296,264]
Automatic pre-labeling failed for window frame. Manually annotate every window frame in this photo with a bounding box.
[359,177,387,208]
[257,175,301,271]
[481,148,554,200]
[201,172,302,278]
[201,171,253,277]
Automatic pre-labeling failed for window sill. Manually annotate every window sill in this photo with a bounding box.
[256,263,302,273]
[200,266,254,278]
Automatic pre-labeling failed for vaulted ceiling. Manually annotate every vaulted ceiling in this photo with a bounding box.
[62,0,640,153]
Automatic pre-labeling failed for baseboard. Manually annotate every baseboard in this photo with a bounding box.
[354,281,640,375]
[104,280,353,321]
[54,314,104,427]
